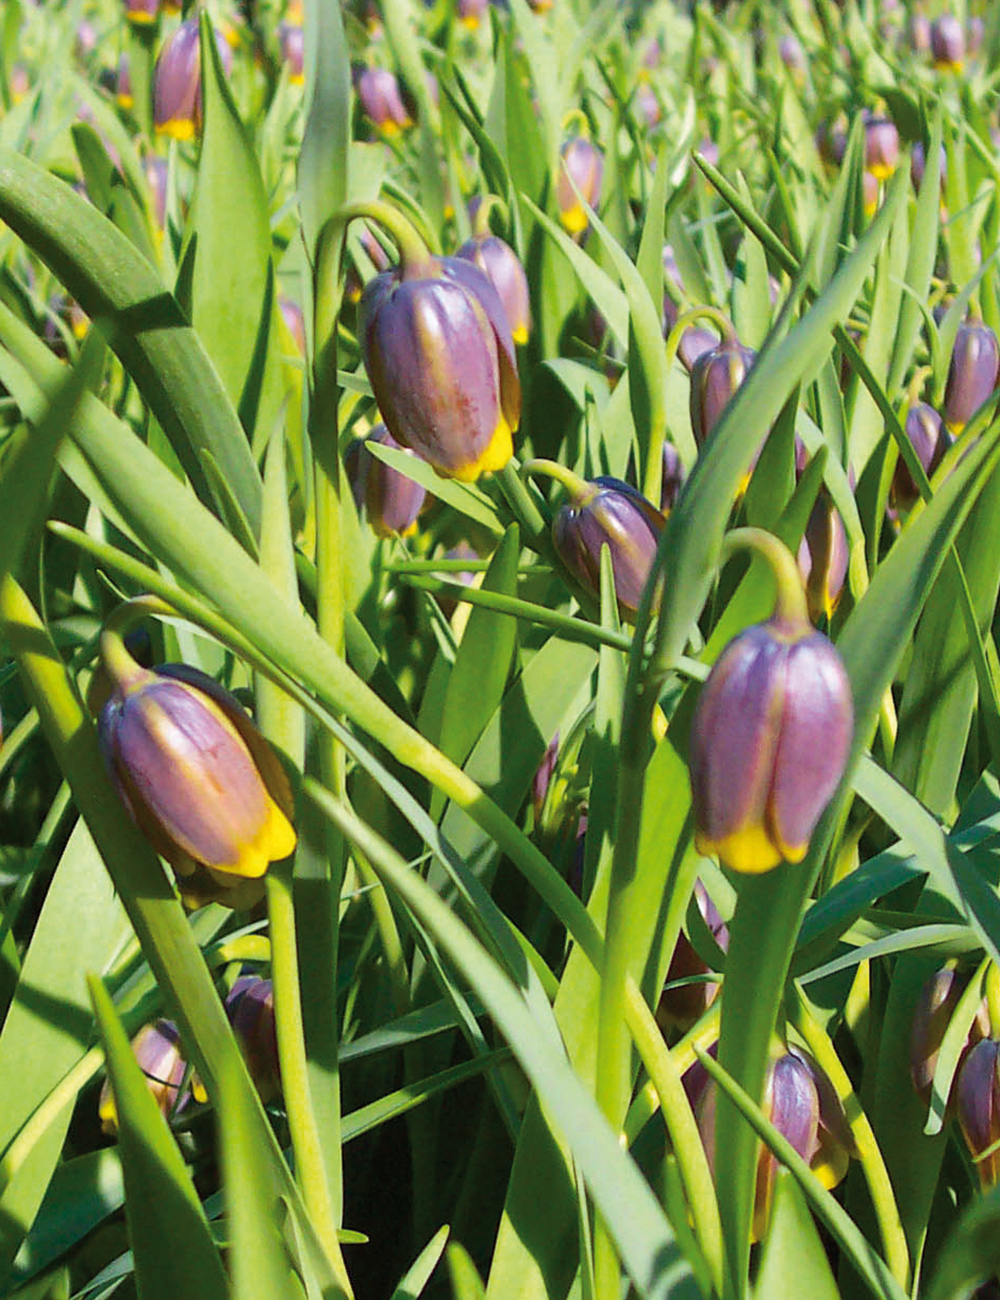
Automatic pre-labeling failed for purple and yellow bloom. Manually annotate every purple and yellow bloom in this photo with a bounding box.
[346,423,429,538]
[354,65,413,136]
[931,13,965,70]
[957,1039,1000,1187]
[864,116,899,182]
[689,333,757,449]
[455,232,531,345]
[657,881,728,1033]
[556,136,604,237]
[99,1019,206,1134]
[359,254,520,482]
[278,21,304,84]
[98,663,297,909]
[690,617,853,873]
[697,1046,852,1240]
[797,494,849,624]
[124,0,160,24]
[153,18,232,140]
[943,320,1000,432]
[551,475,666,622]
[457,0,489,29]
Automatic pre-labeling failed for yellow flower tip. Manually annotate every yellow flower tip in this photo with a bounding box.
[445,417,513,482]
[117,93,135,109]
[812,1137,850,1191]
[156,118,197,141]
[559,203,589,236]
[72,318,89,340]
[868,162,895,183]
[126,10,157,23]
[223,797,297,879]
[697,823,784,874]
[512,323,530,345]
[379,120,404,138]
[935,57,964,72]
[290,71,305,85]
[460,13,480,29]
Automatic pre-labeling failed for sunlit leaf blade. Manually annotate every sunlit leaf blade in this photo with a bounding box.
[88,976,229,1300]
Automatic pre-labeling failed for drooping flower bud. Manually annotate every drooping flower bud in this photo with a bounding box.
[816,120,848,168]
[226,976,281,1102]
[968,16,985,56]
[892,403,952,508]
[696,1047,852,1240]
[864,117,899,182]
[144,154,168,230]
[455,233,531,345]
[551,475,666,622]
[98,1019,206,1134]
[116,54,134,110]
[153,18,233,140]
[98,660,297,909]
[457,0,489,28]
[931,13,966,70]
[76,20,98,61]
[690,616,853,873]
[124,0,160,25]
[797,493,849,624]
[354,65,414,136]
[943,320,1000,432]
[957,1039,1000,1187]
[345,423,429,538]
[910,965,990,1107]
[689,332,756,448]
[910,141,947,194]
[557,136,604,236]
[778,34,806,82]
[278,21,304,84]
[636,83,661,129]
[278,297,306,356]
[359,254,520,481]
[676,327,719,373]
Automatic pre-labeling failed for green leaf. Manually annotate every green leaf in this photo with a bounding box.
[437,524,520,773]
[0,821,130,1284]
[0,147,263,534]
[752,1175,841,1300]
[925,1183,1000,1300]
[389,1225,450,1300]
[299,0,351,260]
[311,790,702,1300]
[365,440,503,536]
[448,1243,487,1300]
[88,976,229,1300]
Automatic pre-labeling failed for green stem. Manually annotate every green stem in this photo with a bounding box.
[471,193,510,239]
[335,199,432,273]
[788,987,910,1289]
[718,527,810,628]
[266,863,349,1281]
[521,456,592,502]
[493,459,551,552]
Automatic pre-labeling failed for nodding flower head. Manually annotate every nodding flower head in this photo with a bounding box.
[354,64,414,136]
[359,254,520,482]
[153,18,232,140]
[551,476,666,622]
[690,616,853,874]
[98,661,297,909]
[556,136,604,236]
[931,13,966,70]
[455,233,531,346]
[943,320,1000,432]
[345,423,429,538]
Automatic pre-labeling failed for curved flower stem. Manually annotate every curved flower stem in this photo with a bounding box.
[520,457,592,502]
[718,526,810,629]
[788,985,910,1289]
[99,594,174,687]
[334,199,432,273]
[495,458,551,553]
[471,193,511,239]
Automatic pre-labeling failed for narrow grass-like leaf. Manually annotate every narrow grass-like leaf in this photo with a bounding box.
[365,440,503,535]
[299,0,350,260]
[311,790,702,1300]
[752,1175,841,1300]
[0,821,129,1284]
[389,1225,450,1300]
[0,147,262,533]
[448,1243,488,1300]
[88,977,228,1300]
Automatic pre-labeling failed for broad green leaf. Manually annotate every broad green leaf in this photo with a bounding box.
[299,0,351,260]
[89,977,229,1300]
[448,1243,487,1300]
[925,1183,1000,1300]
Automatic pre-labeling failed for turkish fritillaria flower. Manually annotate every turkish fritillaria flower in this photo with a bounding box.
[696,1047,851,1240]
[226,976,281,1102]
[910,965,990,1106]
[354,65,413,136]
[359,255,520,482]
[98,1019,206,1134]
[957,1039,1000,1187]
[556,136,603,236]
[690,618,853,873]
[153,18,232,140]
[943,320,1000,432]
[931,13,965,70]
[345,423,428,538]
[551,476,666,622]
[99,664,297,909]
[455,233,531,345]
[124,0,160,24]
